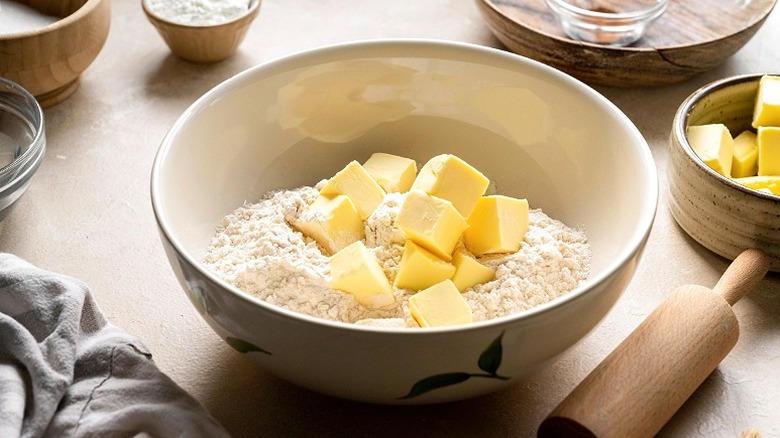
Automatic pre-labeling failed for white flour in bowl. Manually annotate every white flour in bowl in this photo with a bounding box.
[204,186,591,328]
[147,0,250,25]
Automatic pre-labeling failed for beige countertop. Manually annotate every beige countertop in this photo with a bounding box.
[2,1,779,436]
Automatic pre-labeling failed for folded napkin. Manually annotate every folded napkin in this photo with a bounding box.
[0,254,230,438]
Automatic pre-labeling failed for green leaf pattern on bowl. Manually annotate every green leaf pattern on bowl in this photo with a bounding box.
[477,331,504,375]
[187,283,206,315]
[225,336,272,355]
[399,332,509,400]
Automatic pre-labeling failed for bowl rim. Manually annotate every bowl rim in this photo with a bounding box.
[150,38,659,335]
[0,0,105,39]
[0,78,46,192]
[141,0,261,29]
[673,72,780,202]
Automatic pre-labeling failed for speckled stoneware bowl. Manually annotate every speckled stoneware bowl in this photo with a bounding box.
[669,73,780,272]
[151,40,658,404]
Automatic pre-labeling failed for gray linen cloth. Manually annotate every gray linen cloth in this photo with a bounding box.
[0,253,230,438]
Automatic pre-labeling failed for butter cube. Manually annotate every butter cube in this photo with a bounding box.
[686,124,734,177]
[293,195,364,255]
[752,75,780,128]
[330,241,395,308]
[394,240,455,291]
[363,153,417,193]
[731,130,758,178]
[321,161,386,219]
[733,175,780,195]
[409,280,473,327]
[411,154,490,218]
[396,190,468,261]
[451,251,495,292]
[757,127,780,176]
[464,195,529,257]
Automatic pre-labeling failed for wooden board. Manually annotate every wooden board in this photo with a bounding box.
[476,0,777,87]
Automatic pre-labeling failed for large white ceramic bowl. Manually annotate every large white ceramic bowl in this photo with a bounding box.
[150,40,657,404]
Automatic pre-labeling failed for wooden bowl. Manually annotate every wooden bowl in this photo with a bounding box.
[476,0,777,87]
[668,73,780,272]
[142,0,261,63]
[0,0,111,108]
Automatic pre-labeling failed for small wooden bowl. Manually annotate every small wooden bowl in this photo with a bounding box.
[668,74,780,272]
[476,0,777,87]
[142,0,261,63]
[0,0,111,108]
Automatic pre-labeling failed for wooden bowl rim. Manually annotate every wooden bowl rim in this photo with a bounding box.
[478,0,778,53]
[0,0,106,40]
[141,0,261,30]
[672,73,780,202]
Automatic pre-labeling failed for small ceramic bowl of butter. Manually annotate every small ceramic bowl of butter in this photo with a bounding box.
[142,0,261,63]
[669,73,780,272]
[151,39,658,404]
[0,78,46,220]
[0,0,111,107]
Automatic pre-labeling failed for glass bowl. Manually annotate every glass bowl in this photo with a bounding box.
[544,0,668,47]
[0,78,46,220]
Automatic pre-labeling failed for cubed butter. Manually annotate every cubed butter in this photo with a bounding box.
[362,153,417,193]
[752,75,780,128]
[733,175,780,195]
[293,195,364,255]
[731,130,758,178]
[464,195,529,257]
[394,240,455,291]
[320,160,386,219]
[451,251,495,292]
[409,280,473,327]
[411,154,490,218]
[396,190,468,261]
[686,124,735,177]
[757,126,780,176]
[330,241,394,308]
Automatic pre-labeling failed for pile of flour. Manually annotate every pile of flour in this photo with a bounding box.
[204,186,591,328]
[146,0,250,25]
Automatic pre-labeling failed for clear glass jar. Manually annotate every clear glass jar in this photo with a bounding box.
[545,0,668,47]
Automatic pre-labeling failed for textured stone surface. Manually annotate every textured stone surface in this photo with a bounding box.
[1,0,778,436]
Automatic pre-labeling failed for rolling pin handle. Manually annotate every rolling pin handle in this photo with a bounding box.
[714,248,771,306]
[537,248,771,438]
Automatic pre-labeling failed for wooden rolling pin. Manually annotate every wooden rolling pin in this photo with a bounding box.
[538,248,771,438]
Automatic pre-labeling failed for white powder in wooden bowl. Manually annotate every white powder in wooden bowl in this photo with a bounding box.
[147,0,250,25]
[204,186,591,328]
